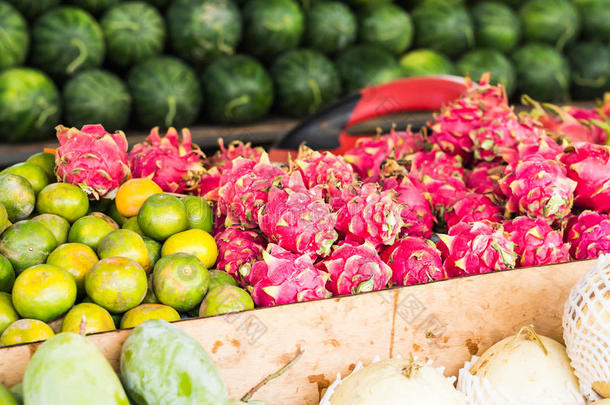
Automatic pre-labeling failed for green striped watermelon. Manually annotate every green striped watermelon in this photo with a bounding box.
[457,49,516,97]
[0,68,61,142]
[128,56,202,129]
[399,49,456,77]
[336,45,404,94]
[5,0,59,20]
[568,42,610,100]
[0,1,29,70]
[144,0,172,8]
[519,0,580,51]
[67,0,120,15]
[63,69,132,131]
[572,0,610,42]
[512,43,570,102]
[358,4,413,55]
[31,7,105,78]
[305,1,356,55]
[471,2,521,53]
[101,2,166,67]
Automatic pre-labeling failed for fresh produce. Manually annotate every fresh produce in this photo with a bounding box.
[0,257,14,293]
[457,49,516,96]
[152,253,210,311]
[68,214,116,250]
[61,302,116,334]
[0,174,34,222]
[560,143,610,211]
[137,194,189,241]
[67,0,121,15]
[182,196,214,232]
[1,162,49,195]
[115,178,163,218]
[26,152,55,182]
[199,285,254,316]
[305,1,357,55]
[0,319,54,346]
[568,42,610,99]
[0,1,29,71]
[471,1,520,53]
[565,211,610,260]
[358,4,413,55]
[0,68,61,142]
[380,237,445,286]
[215,227,264,285]
[63,69,132,131]
[208,269,239,290]
[0,383,16,405]
[120,303,180,328]
[0,292,18,334]
[101,1,166,67]
[336,45,403,94]
[504,216,570,266]
[31,7,105,78]
[242,0,304,60]
[202,55,274,124]
[399,49,456,77]
[98,229,151,271]
[271,49,341,117]
[5,0,59,20]
[573,0,610,42]
[519,0,580,50]
[31,214,70,245]
[161,228,218,268]
[0,220,57,273]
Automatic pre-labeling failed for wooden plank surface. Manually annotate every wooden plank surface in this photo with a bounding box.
[0,260,591,404]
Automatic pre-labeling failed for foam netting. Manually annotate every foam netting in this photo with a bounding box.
[563,254,610,401]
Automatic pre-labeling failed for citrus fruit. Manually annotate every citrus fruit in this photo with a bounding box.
[153,253,209,312]
[31,213,70,245]
[143,237,161,267]
[120,304,180,329]
[61,303,116,334]
[0,255,15,293]
[0,203,8,233]
[1,162,49,194]
[115,178,163,218]
[0,173,35,222]
[36,183,89,223]
[46,243,98,296]
[0,319,54,347]
[26,151,56,182]
[107,200,128,227]
[0,292,18,335]
[97,229,151,272]
[199,285,254,317]
[208,269,238,291]
[0,220,57,273]
[0,381,16,405]
[182,195,213,232]
[68,214,116,250]
[142,275,159,304]
[90,211,119,229]
[12,264,77,322]
[85,257,147,313]
[137,193,188,241]
[122,217,144,236]
[161,229,218,268]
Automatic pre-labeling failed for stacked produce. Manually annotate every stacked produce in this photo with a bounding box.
[0,0,608,143]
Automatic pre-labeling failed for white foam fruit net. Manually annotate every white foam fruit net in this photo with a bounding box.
[563,254,610,401]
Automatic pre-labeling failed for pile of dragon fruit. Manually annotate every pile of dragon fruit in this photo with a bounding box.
[55,76,610,309]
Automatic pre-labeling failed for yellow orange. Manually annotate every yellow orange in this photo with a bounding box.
[115,178,162,218]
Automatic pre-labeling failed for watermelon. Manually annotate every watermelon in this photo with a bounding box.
[202,55,273,124]
[519,0,580,51]
[5,0,59,20]
[412,0,474,57]
[243,0,305,60]
[0,68,61,142]
[31,7,105,78]
[167,0,242,65]
[305,1,357,55]
[471,2,521,53]
[63,69,132,131]
[572,0,610,42]
[568,42,610,100]
[336,45,403,94]
[358,4,413,55]
[345,0,392,7]
[457,49,516,97]
[144,0,172,8]
[512,43,570,102]
[66,0,120,15]
[271,49,341,117]
[101,2,166,68]
[399,49,456,77]
[128,56,202,129]
[0,1,29,71]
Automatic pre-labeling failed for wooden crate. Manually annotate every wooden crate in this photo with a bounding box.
[0,260,591,404]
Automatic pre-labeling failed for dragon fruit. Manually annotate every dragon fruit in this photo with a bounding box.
[128,127,205,193]
[55,124,131,199]
[380,237,445,286]
[215,227,265,285]
[381,176,434,237]
[291,145,355,189]
[249,244,330,306]
[498,154,576,223]
[501,133,565,164]
[504,216,570,267]
[560,143,610,212]
[334,182,404,247]
[565,211,610,260]
[466,162,505,195]
[317,241,392,295]
[444,193,502,229]
[207,139,264,172]
[258,172,338,258]
[216,153,285,229]
[438,220,518,277]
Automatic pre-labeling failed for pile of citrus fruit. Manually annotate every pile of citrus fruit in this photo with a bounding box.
[0,154,254,347]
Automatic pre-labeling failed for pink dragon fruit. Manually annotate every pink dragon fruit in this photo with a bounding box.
[291,145,355,189]
[500,133,565,164]
[198,166,221,199]
[55,124,131,199]
[381,176,434,237]
[560,143,610,212]
[466,162,505,195]
[128,127,205,193]
[504,216,570,267]
[380,237,445,286]
[258,172,338,258]
[444,193,502,229]
[216,153,285,229]
[317,241,392,295]
[498,154,576,223]
[334,182,404,247]
[565,211,610,260]
[438,220,518,277]
[249,244,330,306]
[215,227,265,285]
[207,139,264,172]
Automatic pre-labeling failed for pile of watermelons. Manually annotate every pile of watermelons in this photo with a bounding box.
[0,0,608,143]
